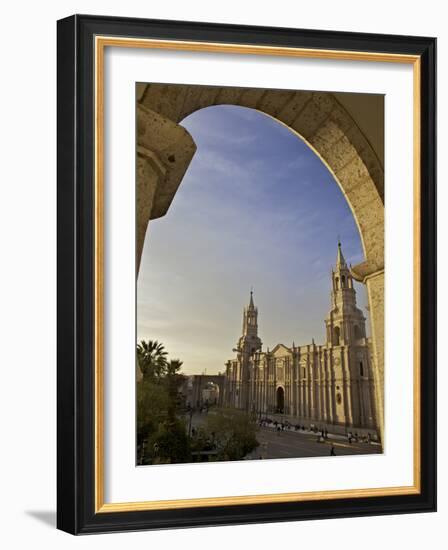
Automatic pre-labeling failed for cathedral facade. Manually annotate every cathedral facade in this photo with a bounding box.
[223,243,378,433]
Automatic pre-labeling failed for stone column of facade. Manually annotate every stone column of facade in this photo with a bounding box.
[305,357,311,418]
[304,366,309,418]
[294,361,299,417]
[323,352,329,423]
[327,356,333,424]
[291,360,295,414]
[262,367,267,414]
[345,348,355,426]
[296,377,301,418]
[357,380,365,426]
[318,350,326,421]
[326,380,332,424]
[289,360,292,415]
[340,349,350,426]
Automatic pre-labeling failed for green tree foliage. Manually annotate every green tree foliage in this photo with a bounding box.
[137,340,259,465]
[137,339,168,380]
[165,359,184,415]
[151,420,191,464]
[198,409,259,461]
[137,340,190,464]
[136,377,170,450]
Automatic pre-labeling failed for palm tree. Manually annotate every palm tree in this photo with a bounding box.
[137,339,168,380]
[165,359,184,422]
[166,358,183,376]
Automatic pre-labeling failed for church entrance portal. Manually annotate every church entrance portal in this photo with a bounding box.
[276,387,285,414]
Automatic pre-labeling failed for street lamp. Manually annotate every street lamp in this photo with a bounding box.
[188,408,194,437]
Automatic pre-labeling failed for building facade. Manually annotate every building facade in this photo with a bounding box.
[223,243,378,433]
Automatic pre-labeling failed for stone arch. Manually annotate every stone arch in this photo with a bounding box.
[202,382,220,405]
[189,375,225,408]
[136,83,385,440]
[137,84,384,273]
[276,386,285,414]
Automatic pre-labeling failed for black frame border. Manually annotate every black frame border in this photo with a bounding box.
[57,14,436,534]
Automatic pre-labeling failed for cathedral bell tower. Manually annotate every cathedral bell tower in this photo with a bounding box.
[326,241,367,346]
[324,241,375,429]
[233,290,262,411]
[238,290,262,355]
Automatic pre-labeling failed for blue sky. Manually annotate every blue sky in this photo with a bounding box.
[137,104,369,375]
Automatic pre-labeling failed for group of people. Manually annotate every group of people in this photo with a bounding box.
[258,417,376,449]
[258,417,338,456]
[259,417,330,436]
[259,417,313,432]
[346,431,373,444]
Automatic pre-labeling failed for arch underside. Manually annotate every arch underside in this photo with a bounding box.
[138,82,384,274]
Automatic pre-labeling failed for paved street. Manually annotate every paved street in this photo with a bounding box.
[184,410,382,460]
[246,426,382,459]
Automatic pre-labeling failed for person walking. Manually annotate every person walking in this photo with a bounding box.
[330,445,336,456]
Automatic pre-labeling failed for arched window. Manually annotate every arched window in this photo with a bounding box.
[333,326,340,346]
[359,361,364,377]
[354,325,362,341]
[335,277,339,290]
[341,275,346,288]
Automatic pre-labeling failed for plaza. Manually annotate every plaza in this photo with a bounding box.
[246,425,381,460]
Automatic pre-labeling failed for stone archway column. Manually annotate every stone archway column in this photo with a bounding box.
[136,148,165,271]
[136,104,197,381]
[352,262,385,443]
[365,270,385,443]
[136,103,197,274]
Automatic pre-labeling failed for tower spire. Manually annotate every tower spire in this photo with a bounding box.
[249,287,254,308]
[326,239,367,348]
[237,289,262,356]
[336,239,346,267]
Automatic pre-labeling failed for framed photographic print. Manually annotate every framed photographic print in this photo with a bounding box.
[57,14,436,534]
